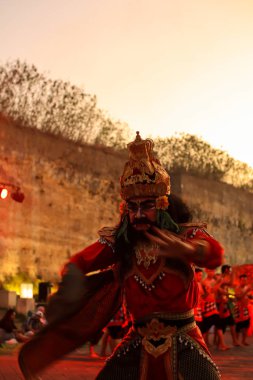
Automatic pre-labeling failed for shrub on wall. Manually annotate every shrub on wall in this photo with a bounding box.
[3,271,40,296]
[1,59,253,191]
[0,59,132,148]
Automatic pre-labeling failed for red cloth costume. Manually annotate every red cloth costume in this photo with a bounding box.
[70,228,222,320]
[18,224,223,380]
[18,133,223,380]
[234,285,250,323]
[68,225,223,380]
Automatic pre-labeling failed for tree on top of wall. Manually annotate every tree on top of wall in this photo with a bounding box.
[0,59,132,148]
[1,59,253,191]
[154,134,253,190]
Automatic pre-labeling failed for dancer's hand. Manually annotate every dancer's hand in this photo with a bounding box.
[144,226,207,262]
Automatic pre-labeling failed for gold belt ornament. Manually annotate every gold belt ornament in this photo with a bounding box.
[137,318,196,358]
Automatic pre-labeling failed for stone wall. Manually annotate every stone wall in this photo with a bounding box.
[0,114,125,282]
[172,174,253,265]
[0,114,252,282]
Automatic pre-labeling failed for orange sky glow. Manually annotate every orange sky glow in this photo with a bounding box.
[1,0,253,166]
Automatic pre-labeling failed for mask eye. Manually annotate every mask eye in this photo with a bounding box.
[141,202,156,211]
[126,201,156,213]
[126,203,139,212]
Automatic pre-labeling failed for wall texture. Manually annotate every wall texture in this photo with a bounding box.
[0,114,125,281]
[171,174,253,265]
[0,114,252,282]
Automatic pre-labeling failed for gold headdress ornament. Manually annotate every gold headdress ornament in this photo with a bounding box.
[120,131,171,201]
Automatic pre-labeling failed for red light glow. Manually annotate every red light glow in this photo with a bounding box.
[0,188,8,199]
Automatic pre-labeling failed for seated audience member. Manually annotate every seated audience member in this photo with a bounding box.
[25,310,46,337]
[0,309,29,344]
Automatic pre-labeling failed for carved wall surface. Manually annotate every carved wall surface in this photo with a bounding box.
[0,114,252,281]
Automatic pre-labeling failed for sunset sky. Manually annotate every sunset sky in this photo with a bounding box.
[1,0,253,166]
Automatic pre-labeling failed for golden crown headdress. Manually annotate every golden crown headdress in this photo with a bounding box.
[120,132,170,200]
